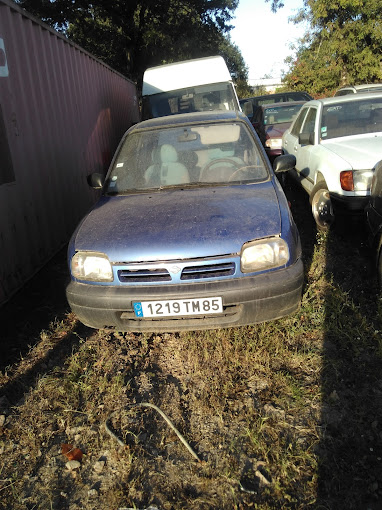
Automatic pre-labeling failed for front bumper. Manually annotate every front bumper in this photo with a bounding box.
[330,192,370,213]
[66,258,304,332]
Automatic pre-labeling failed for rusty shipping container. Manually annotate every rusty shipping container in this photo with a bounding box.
[0,0,140,305]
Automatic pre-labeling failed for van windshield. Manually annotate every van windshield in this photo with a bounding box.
[142,82,238,120]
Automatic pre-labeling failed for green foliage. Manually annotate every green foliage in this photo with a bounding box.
[282,0,382,96]
[16,0,247,89]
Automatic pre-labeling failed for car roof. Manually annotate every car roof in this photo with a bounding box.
[130,110,249,132]
[299,92,382,107]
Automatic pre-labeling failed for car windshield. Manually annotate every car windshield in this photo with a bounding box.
[321,97,382,140]
[104,121,269,193]
[263,104,304,125]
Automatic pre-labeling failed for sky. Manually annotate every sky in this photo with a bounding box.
[229,0,306,84]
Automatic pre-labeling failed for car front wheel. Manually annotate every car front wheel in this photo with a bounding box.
[310,182,334,231]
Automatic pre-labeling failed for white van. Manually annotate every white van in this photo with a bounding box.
[141,56,241,120]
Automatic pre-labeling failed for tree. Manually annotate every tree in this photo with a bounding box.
[280,0,382,96]
[16,0,247,88]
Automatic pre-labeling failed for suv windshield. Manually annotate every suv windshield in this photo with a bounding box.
[321,97,382,140]
[105,122,269,193]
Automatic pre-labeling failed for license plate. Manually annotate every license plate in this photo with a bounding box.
[133,297,223,318]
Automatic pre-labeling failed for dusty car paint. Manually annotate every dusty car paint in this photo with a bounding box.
[66,111,303,332]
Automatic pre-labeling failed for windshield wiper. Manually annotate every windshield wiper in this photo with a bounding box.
[104,188,157,196]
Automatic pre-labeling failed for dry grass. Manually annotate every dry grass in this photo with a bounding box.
[0,181,382,509]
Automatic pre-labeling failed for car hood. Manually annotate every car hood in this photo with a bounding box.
[73,182,282,262]
[322,135,382,169]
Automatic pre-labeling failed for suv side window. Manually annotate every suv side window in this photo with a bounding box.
[291,108,309,137]
[301,107,317,136]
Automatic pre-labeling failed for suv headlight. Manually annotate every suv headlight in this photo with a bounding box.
[241,238,289,273]
[340,170,373,191]
[354,170,373,191]
[71,252,113,282]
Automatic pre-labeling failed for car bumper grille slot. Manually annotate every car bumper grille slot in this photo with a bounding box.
[118,268,171,282]
[180,262,235,280]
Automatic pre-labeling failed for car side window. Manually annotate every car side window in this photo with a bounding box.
[290,108,309,137]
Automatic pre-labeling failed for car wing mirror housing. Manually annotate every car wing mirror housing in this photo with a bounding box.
[299,132,315,145]
[273,154,296,174]
[87,172,105,189]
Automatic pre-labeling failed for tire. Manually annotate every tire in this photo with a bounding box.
[309,182,334,231]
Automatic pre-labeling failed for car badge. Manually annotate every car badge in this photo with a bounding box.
[170,266,181,274]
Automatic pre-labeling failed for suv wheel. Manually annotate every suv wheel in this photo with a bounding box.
[310,182,334,231]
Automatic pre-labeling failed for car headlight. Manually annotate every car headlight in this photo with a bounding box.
[340,170,374,191]
[71,251,113,282]
[265,138,282,150]
[241,238,289,273]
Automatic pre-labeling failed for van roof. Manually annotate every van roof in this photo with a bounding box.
[142,56,232,96]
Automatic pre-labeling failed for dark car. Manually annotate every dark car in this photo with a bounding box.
[240,91,312,121]
[250,101,306,163]
[66,110,302,333]
[366,160,382,285]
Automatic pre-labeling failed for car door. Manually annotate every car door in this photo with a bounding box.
[283,106,318,193]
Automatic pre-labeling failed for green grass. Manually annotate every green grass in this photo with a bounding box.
[1,197,382,509]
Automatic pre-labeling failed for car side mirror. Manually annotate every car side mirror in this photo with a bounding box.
[273,154,296,174]
[299,132,315,145]
[87,172,105,189]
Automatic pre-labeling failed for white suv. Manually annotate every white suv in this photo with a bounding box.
[282,93,382,229]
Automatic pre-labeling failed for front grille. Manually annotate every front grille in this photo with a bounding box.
[118,268,171,283]
[180,262,235,280]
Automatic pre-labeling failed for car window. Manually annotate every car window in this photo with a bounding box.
[263,104,304,125]
[285,92,309,102]
[290,107,309,137]
[256,95,285,106]
[334,89,354,96]
[300,107,317,136]
[321,97,382,140]
[105,121,269,193]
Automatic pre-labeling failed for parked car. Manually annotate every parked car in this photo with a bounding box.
[366,160,382,285]
[282,93,382,230]
[250,101,306,163]
[66,111,303,333]
[240,91,312,122]
[334,84,382,96]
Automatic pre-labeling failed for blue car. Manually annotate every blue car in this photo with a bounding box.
[66,111,303,332]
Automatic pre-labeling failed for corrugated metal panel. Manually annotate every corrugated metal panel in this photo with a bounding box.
[0,0,140,305]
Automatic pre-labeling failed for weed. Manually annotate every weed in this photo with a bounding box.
[1,191,382,509]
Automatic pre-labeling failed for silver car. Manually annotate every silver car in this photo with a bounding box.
[282,93,382,229]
